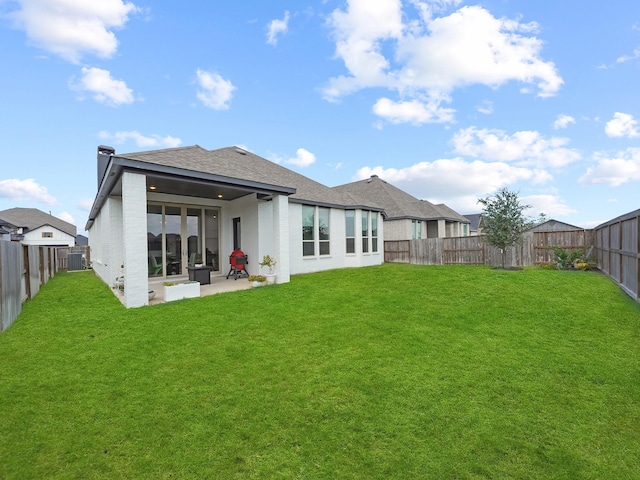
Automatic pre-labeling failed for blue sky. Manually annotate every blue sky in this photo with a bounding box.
[1,0,639,233]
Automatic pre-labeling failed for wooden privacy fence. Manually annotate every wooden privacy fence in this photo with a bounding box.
[0,244,86,332]
[385,229,595,267]
[56,246,90,270]
[595,209,640,303]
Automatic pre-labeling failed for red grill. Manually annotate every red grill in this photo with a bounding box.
[226,249,249,280]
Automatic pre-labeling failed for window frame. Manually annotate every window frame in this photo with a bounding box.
[345,209,355,254]
[371,212,378,253]
[302,205,331,257]
[362,210,369,253]
[302,205,315,257]
[318,207,330,256]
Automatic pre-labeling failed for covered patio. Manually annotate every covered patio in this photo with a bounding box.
[116,274,255,306]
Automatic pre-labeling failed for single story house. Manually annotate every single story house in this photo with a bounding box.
[0,208,76,246]
[86,145,384,308]
[529,219,584,232]
[333,175,470,240]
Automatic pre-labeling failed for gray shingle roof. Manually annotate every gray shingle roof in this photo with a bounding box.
[463,213,482,230]
[0,208,77,237]
[332,175,469,222]
[117,145,381,209]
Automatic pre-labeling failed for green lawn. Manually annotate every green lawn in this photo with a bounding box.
[1,265,639,479]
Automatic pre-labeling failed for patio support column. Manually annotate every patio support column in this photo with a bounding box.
[438,219,446,238]
[272,194,290,284]
[122,172,149,307]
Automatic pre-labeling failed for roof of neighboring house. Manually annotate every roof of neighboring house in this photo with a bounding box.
[463,213,483,230]
[529,219,584,232]
[0,208,77,237]
[75,234,89,245]
[332,175,469,222]
[0,217,15,228]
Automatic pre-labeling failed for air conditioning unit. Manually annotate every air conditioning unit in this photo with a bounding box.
[68,253,84,271]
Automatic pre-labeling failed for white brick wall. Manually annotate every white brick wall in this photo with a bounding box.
[288,205,383,275]
[122,172,148,308]
[383,219,412,241]
[272,194,289,283]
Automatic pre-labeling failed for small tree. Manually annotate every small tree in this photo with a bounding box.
[477,188,535,269]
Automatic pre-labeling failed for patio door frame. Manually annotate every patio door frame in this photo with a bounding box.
[147,203,221,279]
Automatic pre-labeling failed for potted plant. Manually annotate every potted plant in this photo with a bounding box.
[259,255,277,284]
[113,263,125,295]
[248,274,267,287]
[163,280,200,302]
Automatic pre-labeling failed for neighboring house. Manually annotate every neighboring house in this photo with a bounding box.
[0,208,76,246]
[86,145,384,308]
[75,234,89,246]
[0,219,16,241]
[463,213,483,236]
[333,175,470,240]
[529,219,584,232]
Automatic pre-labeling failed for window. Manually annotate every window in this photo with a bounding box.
[345,210,355,254]
[412,220,422,239]
[302,205,315,256]
[463,224,469,236]
[42,232,53,238]
[371,213,378,253]
[362,210,369,253]
[303,205,331,257]
[319,207,330,255]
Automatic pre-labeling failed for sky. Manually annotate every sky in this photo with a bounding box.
[0,0,639,234]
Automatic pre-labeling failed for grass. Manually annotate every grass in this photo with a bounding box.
[1,264,639,479]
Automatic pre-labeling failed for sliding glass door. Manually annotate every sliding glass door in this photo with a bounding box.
[146,204,220,278]
[164,206,182,276]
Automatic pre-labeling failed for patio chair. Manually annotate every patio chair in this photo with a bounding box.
[148,255,163,276]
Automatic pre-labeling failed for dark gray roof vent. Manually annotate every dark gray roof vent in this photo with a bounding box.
[235,148,247,155]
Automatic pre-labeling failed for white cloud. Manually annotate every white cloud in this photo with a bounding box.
[78,198,94,211]
[616,47,640,64]
[451,127,581,168]
[324,0,404,99]
[7,0,139,63]
[554,114,575,129]
[70,67,134,106]
[195,69,236,110]
[372,96,455,124]
[521,194,576,217]
[579,148,640,186]
[355,157,536,210]
[605,112,640,138]
[0,178,57,204]
[285,148,316,168]
[324,2,562,123]
[476,100,493,115]
[266,10,290,46]
[57,211,75,225]
[99,130,182,148]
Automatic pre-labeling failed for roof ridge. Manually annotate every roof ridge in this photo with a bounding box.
[119,145,206,157]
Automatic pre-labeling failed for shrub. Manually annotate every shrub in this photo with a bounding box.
[538,262,557,270]
[549,246,584,270]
